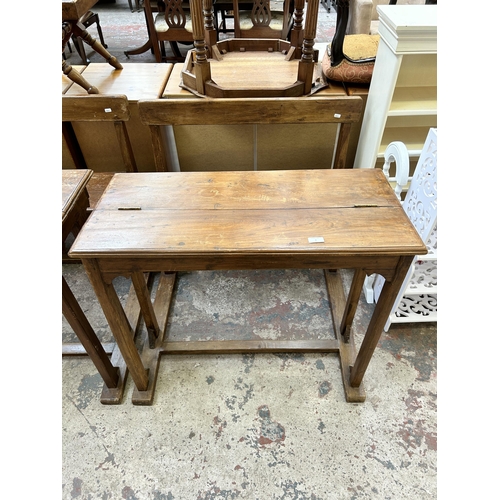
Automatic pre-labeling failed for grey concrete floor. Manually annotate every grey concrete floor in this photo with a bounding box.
[62,264,437,499]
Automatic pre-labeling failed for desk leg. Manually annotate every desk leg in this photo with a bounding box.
[350,255,414,387]
[131,271,161,348]
[339,268,365,343]
[82,259,150,392]
[62,276,120,389]
[325,269,366,402]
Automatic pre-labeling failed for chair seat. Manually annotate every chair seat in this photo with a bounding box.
[343,34,379,61]
[155,12,193,33]
[238,10,286,31]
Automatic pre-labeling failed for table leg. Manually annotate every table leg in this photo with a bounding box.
[72,23,123,70]
[324,269,365,402]
[339,268,365,343]
[62,59,99,94]
[131,271,161,348]
[350,255,414,387]
[82,259,150,392]
[62,276,120,389]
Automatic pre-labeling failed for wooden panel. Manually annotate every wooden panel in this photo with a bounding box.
[95,170,400,210]
[62,95,130,122]
[208,52,300,90]
[256,123,337,170]
[174,124,255,171]
[139,96,363,126]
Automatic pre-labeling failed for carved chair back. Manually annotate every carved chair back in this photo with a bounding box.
[232,0,293,39]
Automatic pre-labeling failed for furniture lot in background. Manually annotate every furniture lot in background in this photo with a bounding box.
[62,0,123,93]
[179,0,321,97]
[124,0,217,62]
[363,128,437,329]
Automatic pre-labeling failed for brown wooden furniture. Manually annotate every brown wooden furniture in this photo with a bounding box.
[138,96,362,171]
[62,63,173,172]
[180,0,320,96]
[62,170,120,393]
[62,168,150,404]
[69,169,427,405]
[70,10,108,64]
[62,94,138,208]
[62,0,123,93]
[124,0,217,62]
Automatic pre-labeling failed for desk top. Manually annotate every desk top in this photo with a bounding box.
[69,170,426,260]
[62,169,93,223]
[65,63,173,100]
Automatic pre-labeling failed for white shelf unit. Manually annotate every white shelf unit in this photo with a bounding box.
[353,5,437,170]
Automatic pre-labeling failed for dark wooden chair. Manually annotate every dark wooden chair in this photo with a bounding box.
[125,0,217,62]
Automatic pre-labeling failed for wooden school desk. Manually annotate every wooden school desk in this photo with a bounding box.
[62,170,120,390]
[69,170,426,405]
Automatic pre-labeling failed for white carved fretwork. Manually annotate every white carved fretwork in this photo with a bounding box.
[363,128,437,331]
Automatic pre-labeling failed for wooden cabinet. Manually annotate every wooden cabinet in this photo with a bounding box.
[353,5,437,170]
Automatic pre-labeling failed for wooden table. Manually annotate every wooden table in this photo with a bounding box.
[69,169,426,405]
[62,0,123,94]
[62,170,120,390]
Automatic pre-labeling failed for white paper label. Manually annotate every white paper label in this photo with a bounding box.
[308,237,325,243]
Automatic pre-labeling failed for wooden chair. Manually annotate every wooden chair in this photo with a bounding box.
[62,95,138,211]
[137,95,363,171]
[232,0,294,40]
[71,10,108,64]
[129,0,217,62]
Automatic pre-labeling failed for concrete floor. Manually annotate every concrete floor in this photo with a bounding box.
[62,2,437,497]
[62,264,437,499]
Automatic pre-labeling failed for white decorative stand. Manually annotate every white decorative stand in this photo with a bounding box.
[363,127,437,331]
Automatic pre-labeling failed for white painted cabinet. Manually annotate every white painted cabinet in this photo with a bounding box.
[353,5,437,170]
